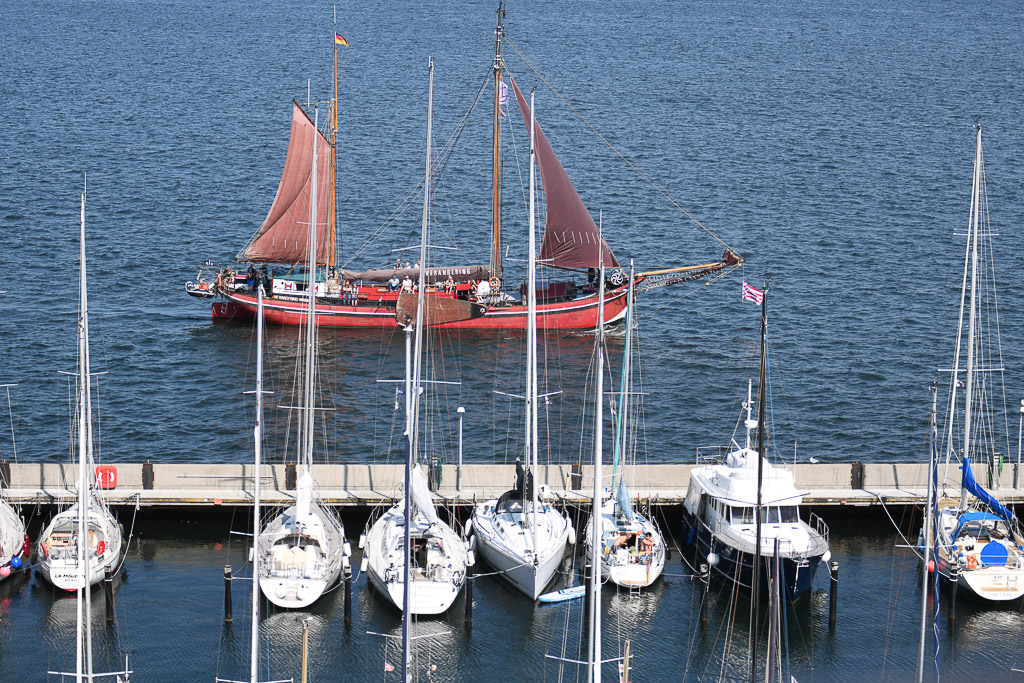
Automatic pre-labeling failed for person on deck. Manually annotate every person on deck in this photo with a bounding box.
[388,275,401,291]
[247,265,257,292]
[444,274,455,293]
[475,278,491,302]
[401,275,413,293]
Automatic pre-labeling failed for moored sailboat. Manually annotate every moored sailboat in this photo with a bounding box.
[190,4,741,330]
[0,386,28,583]
[38,179,124,593]
[472,90,574,599]
[255,107,347,610]
[919,128,1024,603]
[363,60,470,616]
[583,265,665,589]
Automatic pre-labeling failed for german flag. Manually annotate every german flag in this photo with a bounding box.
[335,33,348,47]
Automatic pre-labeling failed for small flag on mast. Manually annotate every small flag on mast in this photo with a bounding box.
[742,281,763,304]
[335,33,348,46]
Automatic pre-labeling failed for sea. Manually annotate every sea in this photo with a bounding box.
[2,0,1024,680]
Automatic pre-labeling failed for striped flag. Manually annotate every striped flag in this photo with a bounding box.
[335,33,348,46]
[742,281,763,304]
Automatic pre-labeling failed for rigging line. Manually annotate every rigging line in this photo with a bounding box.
[342,71,490,270]
[504,37,740,256]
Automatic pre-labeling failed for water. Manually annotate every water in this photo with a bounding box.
[3,0,1024,679]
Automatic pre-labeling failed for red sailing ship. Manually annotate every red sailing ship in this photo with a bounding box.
[188,5,741,329]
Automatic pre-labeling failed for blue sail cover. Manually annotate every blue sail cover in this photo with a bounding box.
[962,457,1015,524]
[615,480,633,521]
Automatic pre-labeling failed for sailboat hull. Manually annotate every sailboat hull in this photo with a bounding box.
[37,501,122,591]
[472,512,571,600]
[213,284,631,330]
[0,500,27,581]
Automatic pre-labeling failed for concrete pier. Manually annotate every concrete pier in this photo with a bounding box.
[2,461,1022,509]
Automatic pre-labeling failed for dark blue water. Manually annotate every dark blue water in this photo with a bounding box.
[3,0,1024,679]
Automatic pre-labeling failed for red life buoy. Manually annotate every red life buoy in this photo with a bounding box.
[96,540,106,556]
[967,554,978,570]
[41,542,49,559]
[489,277,501,290]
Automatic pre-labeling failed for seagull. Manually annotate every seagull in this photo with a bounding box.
[808,457,820,464]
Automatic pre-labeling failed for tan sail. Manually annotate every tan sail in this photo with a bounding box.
[238,101,334,265]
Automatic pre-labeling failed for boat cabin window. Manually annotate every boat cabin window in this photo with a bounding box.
[731,507,754,524]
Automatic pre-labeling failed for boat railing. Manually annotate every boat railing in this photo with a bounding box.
[695,446,731,466]
[809,512,830,544]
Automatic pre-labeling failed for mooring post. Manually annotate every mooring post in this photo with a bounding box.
[699,563,710,630]
[223,564,233,623]
[828,561,839,631]
[949,564,959,626]
[344,561,353,627]
[583,562,592,633]
[464,563,474,626]
[104,566,114,624]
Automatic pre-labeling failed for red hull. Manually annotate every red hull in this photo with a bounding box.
[212,286,631,330]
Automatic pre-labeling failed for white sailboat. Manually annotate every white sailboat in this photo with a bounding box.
[38,179,123,592]
[257,107,347,610]
[924,127,1024,602]
[42,177,131,682]
[584,264,665,589]
[364,59,469,616]
[471,89,574,600]
[217,287,291,683]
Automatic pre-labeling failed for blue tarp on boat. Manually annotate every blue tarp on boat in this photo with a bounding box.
[962,456,1015,524]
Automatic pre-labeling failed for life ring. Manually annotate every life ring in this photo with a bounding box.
[96,540,106,556]
[41,542,49,559]
[488,277,500,290]
[967,555,978,570]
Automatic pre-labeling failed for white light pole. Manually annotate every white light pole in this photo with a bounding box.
[457,406,465,493]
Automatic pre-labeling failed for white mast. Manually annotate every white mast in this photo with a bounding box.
[76,174,92,682]
[960,127,983,512]
[301,109,320,477]
[250,287,265,683]
[589,248,606,683]
[410,58,434,467]
[528,88,539,558]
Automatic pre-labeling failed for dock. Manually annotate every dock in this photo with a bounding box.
[3,461,1023,510]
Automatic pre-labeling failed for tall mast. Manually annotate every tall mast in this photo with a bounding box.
[749,283,768,683]
[411,58,433,465]
[401,328,413,683]
[528,88,538,560]
[589,246,606,683]
[301,108,320,474]
[917,382,938,683]
[76,175,92,682]
[250,287,266,683]
[611,261,635,493]
[490,1,505,276]
[330,9,338,271]
[960,127,983,512]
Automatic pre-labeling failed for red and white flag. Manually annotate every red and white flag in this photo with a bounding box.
[384,662,395,672]
[742,281,763,304]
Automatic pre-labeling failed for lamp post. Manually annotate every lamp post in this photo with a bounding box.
[457,406,465,493]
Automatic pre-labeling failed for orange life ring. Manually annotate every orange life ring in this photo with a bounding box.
[967,555,978,570]
[488,277,500,290]
[41,542,49,559]
[96,540,106,556]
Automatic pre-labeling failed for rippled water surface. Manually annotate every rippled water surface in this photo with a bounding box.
[3,0,1024,679]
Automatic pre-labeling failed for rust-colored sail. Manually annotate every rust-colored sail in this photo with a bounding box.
[238,102,333,264]
[510,78,618,270]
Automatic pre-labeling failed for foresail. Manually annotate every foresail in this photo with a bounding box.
[510,77,619,270]
[238,101,333,265]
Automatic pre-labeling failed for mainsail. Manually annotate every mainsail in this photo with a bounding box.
[238,102,333,264]
[510,77,619,270]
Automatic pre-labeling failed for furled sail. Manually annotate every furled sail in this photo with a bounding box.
[962,457,1015,524]
[238,102,333,265]
[342,265,495,284]
[510,77,619,270]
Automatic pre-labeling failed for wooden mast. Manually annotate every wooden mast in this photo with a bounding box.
[330,14,339,271]
[490,1,504,276]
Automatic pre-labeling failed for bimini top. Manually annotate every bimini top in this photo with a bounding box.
[952,511,1009,541]
[690,447,803,507]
